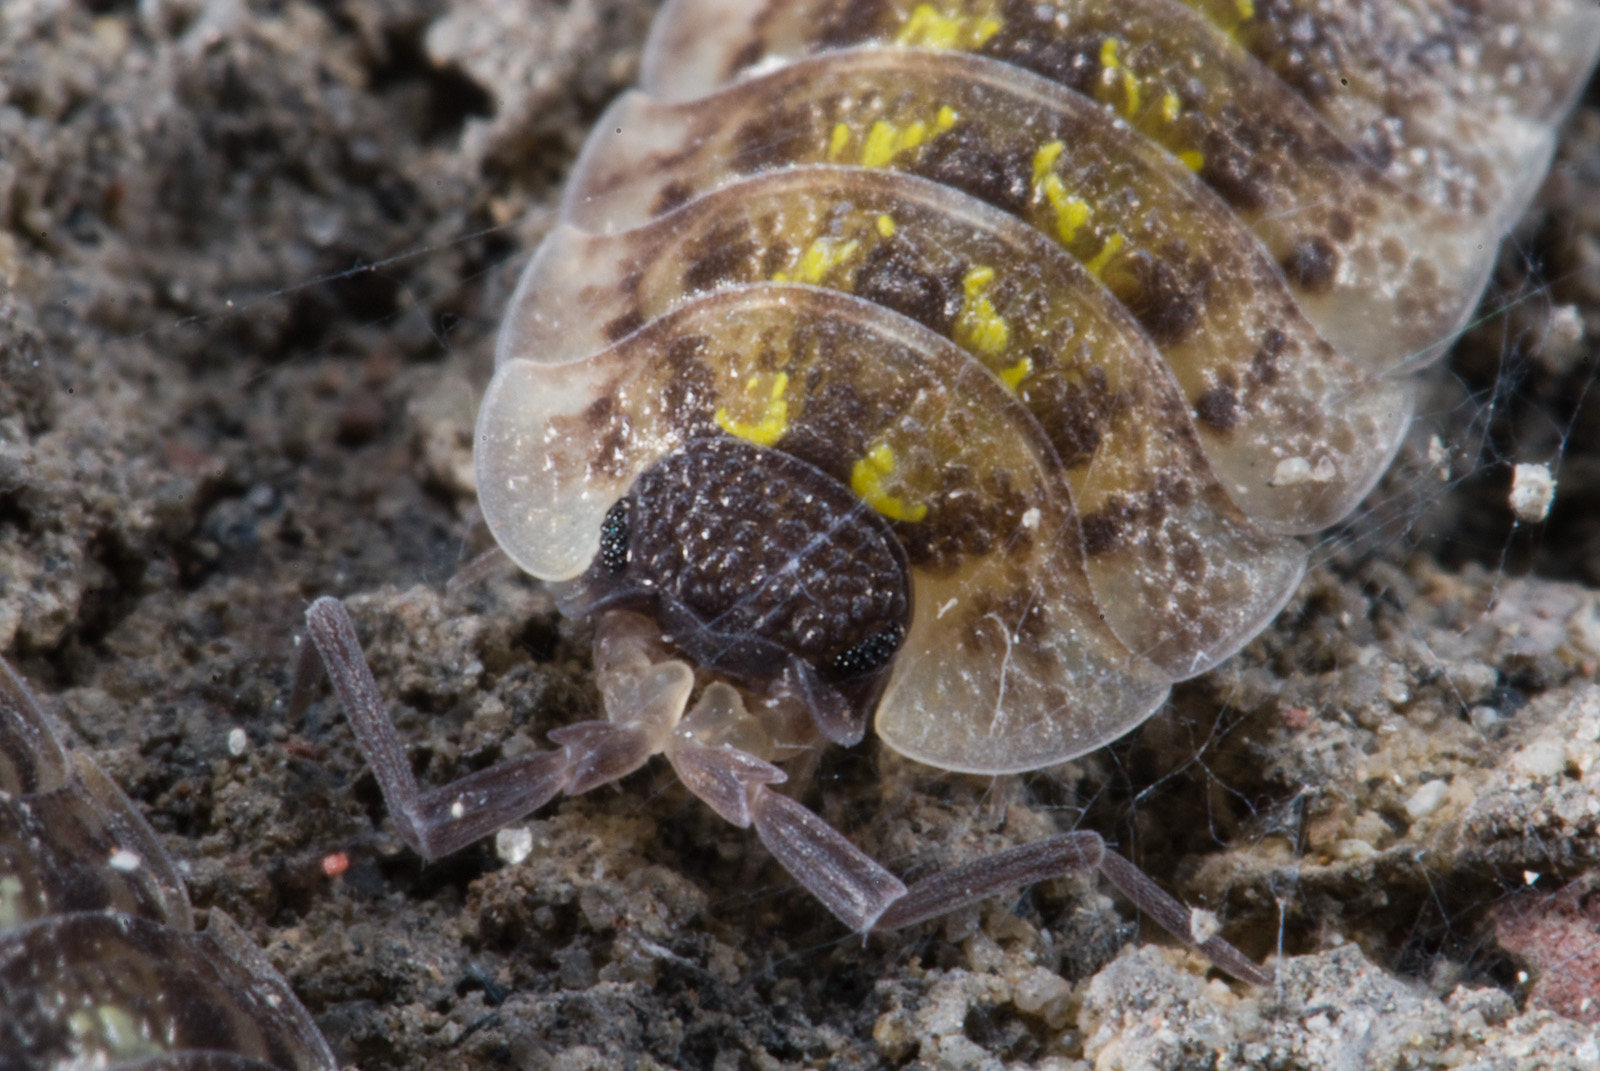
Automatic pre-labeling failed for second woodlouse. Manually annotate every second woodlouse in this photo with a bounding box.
[0,656,337,1071]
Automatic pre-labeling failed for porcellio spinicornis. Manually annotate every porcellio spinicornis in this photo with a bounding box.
[298,0,1600,987]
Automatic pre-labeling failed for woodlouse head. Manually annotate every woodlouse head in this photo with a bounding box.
[563,435,912,746]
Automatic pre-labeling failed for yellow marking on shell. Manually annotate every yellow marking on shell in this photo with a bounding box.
[1033,141,1093,246]
[1032,140,1065,183]
[999,355,1033,392]
[772,237,859,284]
[1043,178,1092,245]
[1178,149,1205,171]
[1235,0,1255,19]
[1161,90,1181,123]
[68,1004,161,1060]
[956,265,1011,356]
[1099,37,1145,120]
[863,119,924,167]
[714,371,790,447]
[1085,231,1125,276]
[1045,188,1091,244]
[828,122,851,161]
[851,442,927,523]
[895,4,1003,50]
[876,214,896,238]
[1121,69,1141,119]
[843,104,956,168]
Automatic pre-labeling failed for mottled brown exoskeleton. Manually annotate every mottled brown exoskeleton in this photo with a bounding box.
[0,657,338,1070]
[295,0,1600,987]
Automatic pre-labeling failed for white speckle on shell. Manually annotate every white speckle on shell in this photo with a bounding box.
[108,849,142,873]
[1269,455,1338,487]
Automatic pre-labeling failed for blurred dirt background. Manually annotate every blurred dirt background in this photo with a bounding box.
[3,1,1600,1068]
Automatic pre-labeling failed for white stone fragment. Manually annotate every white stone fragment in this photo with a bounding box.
[1189,907,1220,945]
[495,826,534,865]
[1404,780,1449,820]
[1509,463,1556,523]
[1547,303,1584,349]
[1468,705,1501,733]
[1511,735,1566,780]
[227,727,249,756]
[1012,967,1074,1030]
[1539,302,1588,376]
[1334,839,1378,861]
[108,848,142,872]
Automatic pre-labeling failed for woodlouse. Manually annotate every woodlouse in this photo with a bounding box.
[486,0,1599,767]
[0,2,1593,1069]
[288,0,1600,990]
[0,656,337,1071]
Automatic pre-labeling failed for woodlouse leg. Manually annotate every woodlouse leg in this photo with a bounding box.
[748,784,909,928]
[871,832,1273,987]
[675,741,1268,984]
[294,597,655,859]
[665,737,910,930]
[694,739,1267,979]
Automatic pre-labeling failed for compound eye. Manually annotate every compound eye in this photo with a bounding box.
[598,499,630,573]
[829,622,905,680]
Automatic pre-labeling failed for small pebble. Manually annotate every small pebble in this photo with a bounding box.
[496,826,534,865]
[1404,780,1449,820]
[1510,463,1556,523]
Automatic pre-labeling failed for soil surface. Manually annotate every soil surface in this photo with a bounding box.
[3,2,1600,1069]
